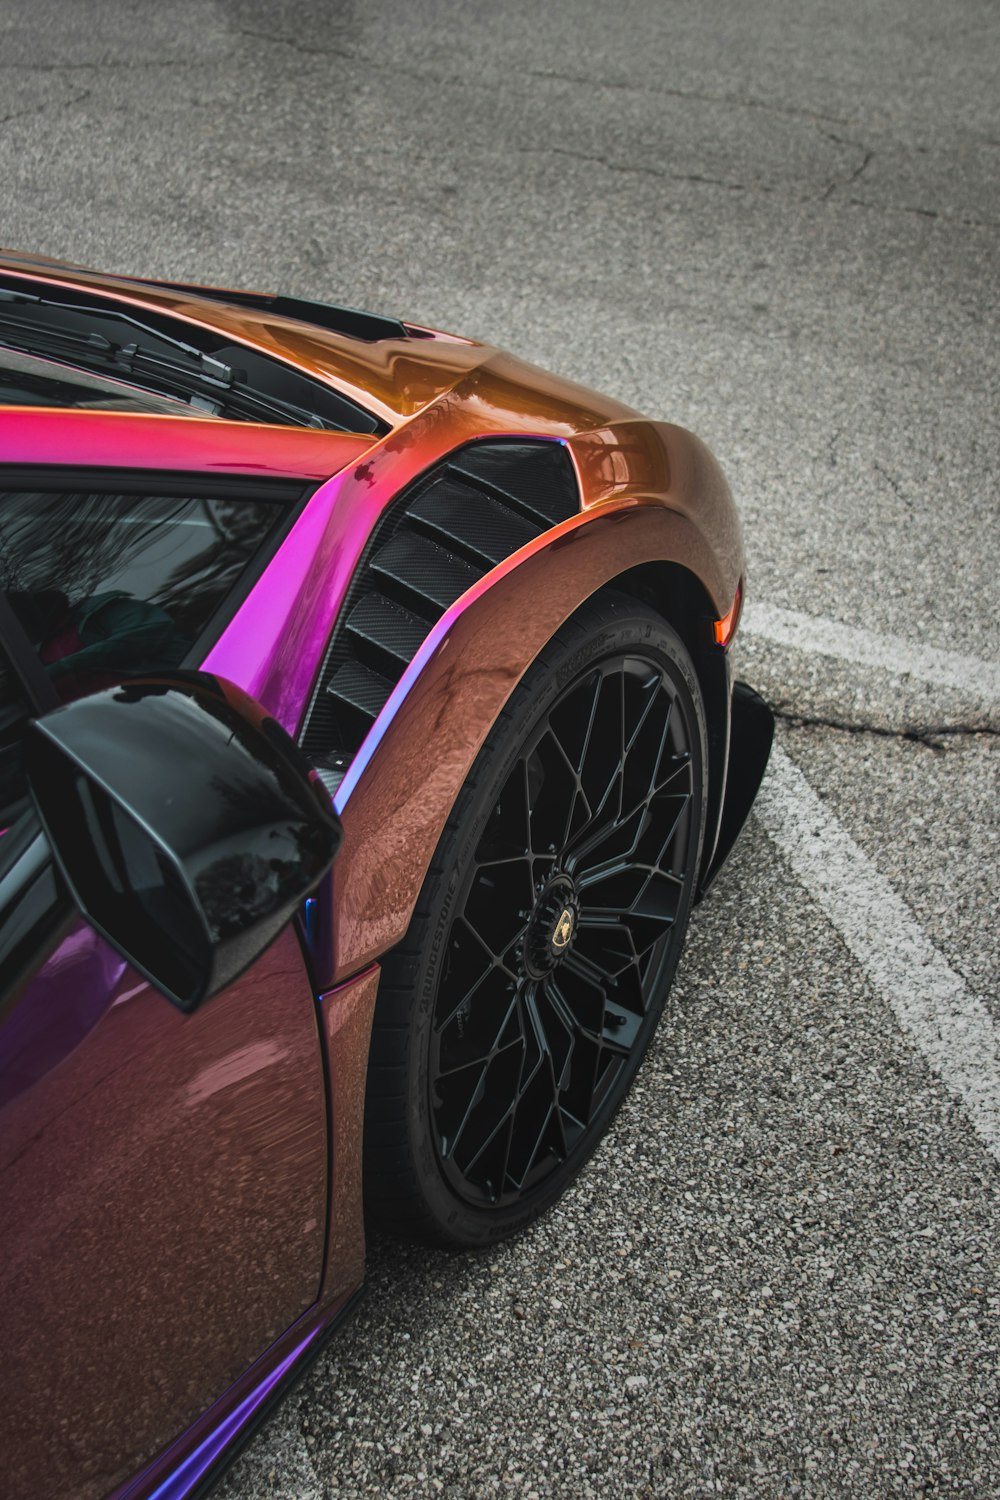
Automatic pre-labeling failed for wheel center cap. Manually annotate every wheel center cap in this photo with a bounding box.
[523,877,579,978]
[551,906,576,950]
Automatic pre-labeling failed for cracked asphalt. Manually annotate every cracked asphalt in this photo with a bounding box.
[1,1,997,1496]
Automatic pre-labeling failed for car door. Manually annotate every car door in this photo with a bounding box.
[0,475,330,1500]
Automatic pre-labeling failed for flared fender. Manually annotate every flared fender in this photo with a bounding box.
[330,492,741,983]
[570,417,743,590]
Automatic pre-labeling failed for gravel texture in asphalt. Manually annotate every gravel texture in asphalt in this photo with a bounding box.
[1,0,997,1495]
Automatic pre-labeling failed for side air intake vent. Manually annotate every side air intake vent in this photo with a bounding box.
[300,440,579,786]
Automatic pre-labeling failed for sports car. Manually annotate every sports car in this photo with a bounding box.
[0,251,773,1500]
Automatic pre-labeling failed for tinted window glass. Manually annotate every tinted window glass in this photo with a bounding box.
[0,489,282,704]
[0,346,215,416]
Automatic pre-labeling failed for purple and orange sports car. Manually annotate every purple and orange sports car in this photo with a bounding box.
[0,252,772,1500]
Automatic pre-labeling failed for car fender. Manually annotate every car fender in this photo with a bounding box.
[330,482,739,983]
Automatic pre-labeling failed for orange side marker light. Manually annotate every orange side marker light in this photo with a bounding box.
[713,581,743,649]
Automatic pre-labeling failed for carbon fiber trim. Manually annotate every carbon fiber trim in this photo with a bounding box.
[299,440,579,774]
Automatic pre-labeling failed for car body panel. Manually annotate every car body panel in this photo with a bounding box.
[201,383,740,740]
[318,963,380,1303]
[109,1293,363,1500]
[0,924,328,1500]
[0,407,373,482]
[101,960,380,1500]
[104,964,382,1500]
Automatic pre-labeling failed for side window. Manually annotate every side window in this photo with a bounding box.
[0,487,283,705]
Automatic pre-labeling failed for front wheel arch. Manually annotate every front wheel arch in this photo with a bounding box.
[590,561,731,893]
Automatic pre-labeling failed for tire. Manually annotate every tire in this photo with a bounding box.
[363,592,709,1247]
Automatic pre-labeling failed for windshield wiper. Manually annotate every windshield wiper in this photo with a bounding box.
[0,281,383,434]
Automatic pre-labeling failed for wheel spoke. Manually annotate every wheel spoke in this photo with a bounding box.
[476,754,532,862]
[527,730,581,855]
[435,960,504,1039]
[437,983,520,1064]
[561,945,613,990]
[464,858,534,956]
[439,1059,491,1159]
[578,670,625,826]
[550,666,602,777]
[568,753,691,872]
[461,1086,519,1180]
[437,1034,521,1082]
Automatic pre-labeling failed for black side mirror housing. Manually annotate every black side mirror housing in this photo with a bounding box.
[27,675,342,1012]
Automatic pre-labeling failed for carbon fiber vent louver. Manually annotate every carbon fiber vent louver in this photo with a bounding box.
[300,440,579,786]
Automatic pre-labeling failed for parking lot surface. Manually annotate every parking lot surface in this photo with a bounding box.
[1,1,997,1495]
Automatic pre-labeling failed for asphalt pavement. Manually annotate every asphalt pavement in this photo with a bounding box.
[1,1,997,1496]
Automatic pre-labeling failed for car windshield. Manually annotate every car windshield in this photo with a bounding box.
[0,345,216,416]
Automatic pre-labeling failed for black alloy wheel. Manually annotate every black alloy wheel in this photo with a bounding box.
[364,594,708,1247]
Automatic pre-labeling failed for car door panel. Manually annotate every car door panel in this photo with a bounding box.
[0,921,327,1500]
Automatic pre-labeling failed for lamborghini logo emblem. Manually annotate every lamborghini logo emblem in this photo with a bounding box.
[552,908,575,949]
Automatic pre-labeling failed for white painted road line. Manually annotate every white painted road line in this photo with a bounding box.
[756,746,1000,1161]
[743,602,1000,704]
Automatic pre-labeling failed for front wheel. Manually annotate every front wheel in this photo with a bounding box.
[364,593,708,1247]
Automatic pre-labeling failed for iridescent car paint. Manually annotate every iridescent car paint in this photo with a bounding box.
[0,251,768,1500]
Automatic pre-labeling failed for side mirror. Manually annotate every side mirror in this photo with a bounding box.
[27,675,342,1012]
